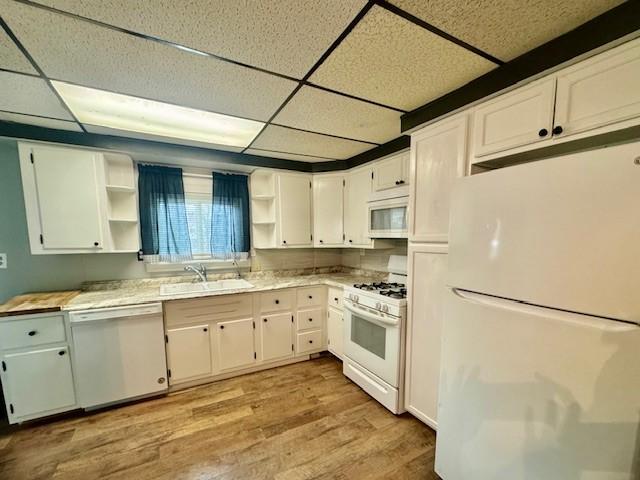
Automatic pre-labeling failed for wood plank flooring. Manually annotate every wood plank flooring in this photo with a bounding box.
[0,356,439,479]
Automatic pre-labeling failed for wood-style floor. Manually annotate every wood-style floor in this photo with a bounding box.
[0,356,439,479]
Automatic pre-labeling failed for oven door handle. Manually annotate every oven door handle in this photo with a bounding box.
[345,300,400,327]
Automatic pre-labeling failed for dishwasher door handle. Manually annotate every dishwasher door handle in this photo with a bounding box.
[69,303,163,323]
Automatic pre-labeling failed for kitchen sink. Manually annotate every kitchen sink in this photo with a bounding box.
[160,279,254,296]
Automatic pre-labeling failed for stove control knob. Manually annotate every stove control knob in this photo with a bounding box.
[382,304,389,313]
[375,302,382,310]
[354,295,359,303]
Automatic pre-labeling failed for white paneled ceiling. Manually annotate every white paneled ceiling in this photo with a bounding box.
[310,6,496,111]
[251,125,372,159]
[0,70,73,119]
[0,27,36,74]
[273,85,401,144]
[32,0,368,78]
[388,0,626,62]
[0,0,627,163]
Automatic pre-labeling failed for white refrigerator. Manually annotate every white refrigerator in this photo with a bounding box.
[436,141,640,480]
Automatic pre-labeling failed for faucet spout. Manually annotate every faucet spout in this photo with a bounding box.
[184,264,207,283]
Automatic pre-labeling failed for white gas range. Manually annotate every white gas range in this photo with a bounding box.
[342,255,407,414]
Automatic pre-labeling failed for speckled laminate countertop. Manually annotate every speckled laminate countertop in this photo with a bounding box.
[63,271,385,311]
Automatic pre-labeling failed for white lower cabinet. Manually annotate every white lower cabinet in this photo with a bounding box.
[260,313,294,362]
[327,306,343,359]
[166,324,212,382]
[215,318,256,371]
[0,312,77,424]
[405,244,448,429]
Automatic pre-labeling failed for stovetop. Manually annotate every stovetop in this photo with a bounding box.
[352,282,407,300]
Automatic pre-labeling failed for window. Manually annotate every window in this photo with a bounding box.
[183,175,213,258]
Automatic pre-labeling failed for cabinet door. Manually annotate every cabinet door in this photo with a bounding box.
[312,174,344,247]
[327,307,343,359]
[373,152,410,191]
[405,245,448,429]
[278,173,312,247]
[409,115,467,243]
[215,318,256,371]
[260,313,293,362]
[554,38,640,138]
[166,324,212,383]
[30,145,104,250]
[344,167,372,247]
[473,78,555,157]
[2,346,75,420]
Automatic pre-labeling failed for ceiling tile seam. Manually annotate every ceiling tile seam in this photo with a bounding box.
[0,66,41,78]
[269,123,379,146]
[241,1,377,153]
[0,15,87,132]
[14,0,410,115]
[0,108,80,123]
[373,0,505,66]
[248,147,342,161]
[14,0,304,84]
[303,81,407,113]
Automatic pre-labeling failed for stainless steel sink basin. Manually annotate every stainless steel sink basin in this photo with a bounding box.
[160,279,254,296]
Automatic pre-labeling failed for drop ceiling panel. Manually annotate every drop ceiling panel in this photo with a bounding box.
[0,111,82,131]
[0,28,37,75]
[310,6,496,111]
[32,0,368,78]
[83,124,245,152]
[245,148,335,163]
[388,0,625,62]
[273,86,401,144]
[0,71,73,120]
[251,125,372,160]
[1,0,298,122]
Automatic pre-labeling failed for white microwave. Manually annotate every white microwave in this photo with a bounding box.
[367,186,409,238]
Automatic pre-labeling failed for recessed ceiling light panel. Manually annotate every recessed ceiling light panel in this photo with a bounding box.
[52,81,264,148]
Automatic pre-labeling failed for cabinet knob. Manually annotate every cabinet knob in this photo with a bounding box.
[263,318,268,322]
[319,239,323,243]
[220,325,225,329]
[283,240,287,244]
[28,330,37,336]
[308,295,313,299]
[552,125,563,135]
[399,180,405,185]
[308,340,313,344]
[308,318,313,322]
[94,242,99,247]
[348,239,353,243]
[395,180,400,185]
[275,299,279,304]
[538,128,548,137]
[58,350,66,356]
[334,297,339,302]
[203,328,208,332]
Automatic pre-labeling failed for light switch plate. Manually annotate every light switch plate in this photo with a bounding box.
[0,253,6,269]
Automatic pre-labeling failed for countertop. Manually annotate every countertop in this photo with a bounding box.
[63,271,385,311]
[0,291,80,317]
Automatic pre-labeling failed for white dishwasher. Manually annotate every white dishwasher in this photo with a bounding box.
[69,303,168,409]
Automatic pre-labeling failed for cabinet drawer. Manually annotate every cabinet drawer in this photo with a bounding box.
[259,289,294,314]
[297,286,325,308]
[0,314,66,350]
[296,330,323,354]
[164,293,253,327]
[328,287,343,309]
[296,308,323,331]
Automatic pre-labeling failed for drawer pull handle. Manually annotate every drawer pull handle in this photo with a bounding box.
[275,299,279,304]
[308,340,313,344]
[28,330,37,336]
[308,295,313,299]
[308,318,313,322]
[58,350,66,356]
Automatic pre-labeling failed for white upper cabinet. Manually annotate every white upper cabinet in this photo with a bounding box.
[409,114,468,243]
[472,78,556,157]
[344,166,373,248]
[312,173,344,247]
[18,142,139,254]
[554,38,640,138]
[276,173,312,247]
[22,144,105,251]
[372,151,410,191]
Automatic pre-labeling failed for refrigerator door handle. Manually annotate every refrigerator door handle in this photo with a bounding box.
[452,288,639,330]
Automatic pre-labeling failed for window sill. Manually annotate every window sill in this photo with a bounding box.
[144,258,251,274]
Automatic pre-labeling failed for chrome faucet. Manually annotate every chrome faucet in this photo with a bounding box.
[232,259,242,279]
[184,264,207,283]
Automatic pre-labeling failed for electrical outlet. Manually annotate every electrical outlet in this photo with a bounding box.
[0,253,6,269]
